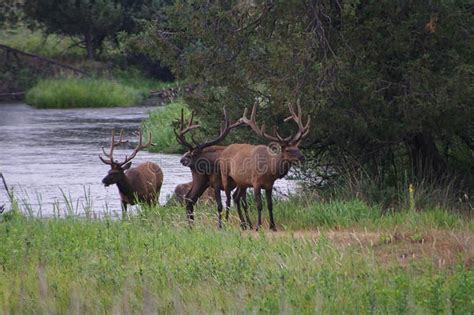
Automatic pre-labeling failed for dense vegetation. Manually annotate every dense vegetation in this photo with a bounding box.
[1,199,472,313]
[128,0,473,202]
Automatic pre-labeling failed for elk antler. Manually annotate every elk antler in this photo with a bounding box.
[175,107,242,151]
[174,109,201,150]
[99,129,153,166]
[284,102,311,144]
[241,101,311,145]
[197,107,243,150]
[99,129,128,165]
[240,102,281,143]
[119,129,154,166]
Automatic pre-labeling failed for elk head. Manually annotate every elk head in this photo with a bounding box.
[240,101,310,163]
[174,108,242,171]
[99,129,153,186]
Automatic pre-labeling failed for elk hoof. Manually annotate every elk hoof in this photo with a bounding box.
[270,225,277,232]
[240,222,248,230]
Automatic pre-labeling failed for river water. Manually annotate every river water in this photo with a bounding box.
[0,103,296,217]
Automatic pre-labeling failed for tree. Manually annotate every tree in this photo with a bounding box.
[22,0,168,60]
[0,0,22,26]
[128,0,473,188]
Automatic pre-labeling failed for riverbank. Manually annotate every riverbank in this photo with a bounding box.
[1,199,472,313]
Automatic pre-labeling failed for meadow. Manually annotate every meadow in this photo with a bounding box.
[1,197,472,314]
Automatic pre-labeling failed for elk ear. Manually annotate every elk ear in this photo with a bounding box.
[123,162,132,170]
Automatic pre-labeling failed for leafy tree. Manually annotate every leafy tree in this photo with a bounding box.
[127,0,473,190]
[22,0,168,59]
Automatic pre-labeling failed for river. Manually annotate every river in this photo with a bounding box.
[0,103,296,217]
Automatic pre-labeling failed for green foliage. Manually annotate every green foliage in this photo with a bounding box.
[22,0,168,59]
[0,0,22,26]
[143,100,189,153]
[25,78,146,108]
[126,0,474,191]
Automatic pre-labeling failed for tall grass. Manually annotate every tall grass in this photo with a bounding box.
[25,78,146,108]
[0,202,472,314]
[1,192,472,313]
[143,100,191,153]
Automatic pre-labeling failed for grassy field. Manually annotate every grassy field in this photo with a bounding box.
[1,198,472,314]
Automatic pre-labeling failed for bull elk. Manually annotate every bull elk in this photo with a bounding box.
[99,129,163,217]
[175,108,248,228]
[220,102,310,231]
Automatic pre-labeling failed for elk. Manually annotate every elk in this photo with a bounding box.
[175,108,249,228]
[99,129,163,217]
[173,181,214,205]
[220,102,310,231]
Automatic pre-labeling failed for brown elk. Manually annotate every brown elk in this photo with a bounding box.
[175,108,249,228]
[100,129,163,217]
[173,181,214,205]
[220,103,310,231]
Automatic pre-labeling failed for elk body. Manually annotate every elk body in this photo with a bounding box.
[220,103,310,231]
[174,182,215,205]
[175,109,248,228]
[100,130,163,217]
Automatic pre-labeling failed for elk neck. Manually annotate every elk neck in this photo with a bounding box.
[115,175,135,201]
[273,152,292,179]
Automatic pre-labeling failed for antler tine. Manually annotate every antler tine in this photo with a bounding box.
[187,110,195,128]
[99,155,113,165]
[99,129,128,165]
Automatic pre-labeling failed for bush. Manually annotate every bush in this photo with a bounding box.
[25,78,146,108]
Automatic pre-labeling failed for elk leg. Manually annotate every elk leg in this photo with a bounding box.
[233,188,247,230]
[185,201,194,225]
[225,188,232,221]
[265,188,276,231]
[254,187,263,231]
[121,202,127,220]
[214,186,224,229]
[185,182,209,226]
[240,189,252,229]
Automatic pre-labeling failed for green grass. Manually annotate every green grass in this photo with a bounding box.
[143,100,191,153]
[0,198,472,313]
[25,78,146,108]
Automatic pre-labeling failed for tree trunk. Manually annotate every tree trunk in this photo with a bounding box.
[405,133,447,181]
[84,32,95,60]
